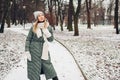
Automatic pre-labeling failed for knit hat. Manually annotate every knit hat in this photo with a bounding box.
[33,11,44,19]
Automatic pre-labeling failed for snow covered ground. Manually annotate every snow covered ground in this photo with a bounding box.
[54,24,120,80]
[0,26,85,80]
[0,30,26,80]
[1,23,120,80]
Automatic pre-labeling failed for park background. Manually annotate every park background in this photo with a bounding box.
[0,0,120,80]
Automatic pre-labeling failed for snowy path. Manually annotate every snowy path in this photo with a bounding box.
[54,26,120,80]
[3,28,85,80]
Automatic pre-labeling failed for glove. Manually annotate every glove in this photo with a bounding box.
[25,51,31,61]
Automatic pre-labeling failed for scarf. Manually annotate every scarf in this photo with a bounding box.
[36,22,49,60]
[36,23,44,38]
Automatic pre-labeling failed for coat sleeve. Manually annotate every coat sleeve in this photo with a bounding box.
[25,27,33,51]
[46,26,54,42]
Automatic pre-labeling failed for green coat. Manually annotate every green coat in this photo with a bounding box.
[25,26,57,80]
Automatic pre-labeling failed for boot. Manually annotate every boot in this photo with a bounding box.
[52,76,58,80]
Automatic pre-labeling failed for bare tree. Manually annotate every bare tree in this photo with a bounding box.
[47,0,56,30]
[107,0,114,24]
[35,0,39,10]
[73,0,82,36]
[11,0,17,25]
[0,0,2,23]
[0,0,10,33]
[114,0,119,34]
[59,1,65,31]
[86,0,92,29]
[55,0,59,26]
[94,0,105,26]
[67,0,74,31]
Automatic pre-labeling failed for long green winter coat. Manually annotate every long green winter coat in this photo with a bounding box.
[25,26,57,80]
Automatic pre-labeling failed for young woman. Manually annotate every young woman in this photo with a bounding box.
[25,11,58,80]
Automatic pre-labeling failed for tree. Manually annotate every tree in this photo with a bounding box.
[35,0,39,10]
[0,0,3,23]
[93,0,105,26]
[67,0,74,31]
[0,0,10,33]
[107,0,114,24]
[55,0,59,26]
[59,0,65,31]
[11,0,17,25]
[47,0,56,30]
[73,0,82,36]
[86,0,91,29]
[6,0,13,28]
[114,0,119,34]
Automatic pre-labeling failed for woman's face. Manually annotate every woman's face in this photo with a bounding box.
[37,13,45,22]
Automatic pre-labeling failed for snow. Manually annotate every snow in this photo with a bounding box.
[1,23,120,80]
[54,24,120,80]
[1,26,85,80]
[0,30,26,80]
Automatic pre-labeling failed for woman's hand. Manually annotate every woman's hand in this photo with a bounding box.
[25,51,31,61]
[43,19,49,29]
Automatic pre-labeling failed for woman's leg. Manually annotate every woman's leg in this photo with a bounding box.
[41,53,57,79]
[27,60,42,80]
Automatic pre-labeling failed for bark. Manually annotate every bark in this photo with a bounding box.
[114,0,119,34]
[0,0,9,33]
[73,0,81,36]
[86,0,91,29]
[67,0,73,31]
[48,0,55,30]
[74,16,79,35]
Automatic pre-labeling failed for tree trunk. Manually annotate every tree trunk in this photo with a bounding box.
[94,9,97,26]
[0,0,9,33]
[6,1,11,28]
[55,0,58,26]
[60,11,64,31]
[35,0,39,10]
[50,9,55,30]
[86,0,91,29]
[107,0,114,25]
[13,0,17,25]
[6,16,11,28]
[48,0,55,30]
[73,0,81,36]
[67,0,73,31]
[0,14,6,33]
[0,0,3,23]
[74,16,79,36]
[60,20,63,31]
[114,0,119,34]
[102,12,105,25]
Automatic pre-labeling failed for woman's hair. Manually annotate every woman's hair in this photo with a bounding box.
[33,21,38,33]
[33,20,48,33]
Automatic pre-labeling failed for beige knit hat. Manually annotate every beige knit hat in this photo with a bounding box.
[33,11,44,19]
